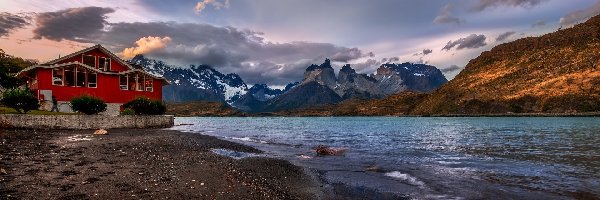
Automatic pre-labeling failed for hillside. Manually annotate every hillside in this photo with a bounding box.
[278,91,427,116]
[165,101,246,117]
[412,15,600,115]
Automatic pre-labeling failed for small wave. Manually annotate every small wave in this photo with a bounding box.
[384,171,425,187]
[227,136,268,144]
[211,148,259,159]
[437,161,462,165]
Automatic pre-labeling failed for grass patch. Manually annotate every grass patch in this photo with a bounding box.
[0,106,78,115]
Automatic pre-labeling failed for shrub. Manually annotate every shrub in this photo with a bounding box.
[0,88,39,113]
[121,108,134,115]
[70,95,107,115]
[123,97,166,115]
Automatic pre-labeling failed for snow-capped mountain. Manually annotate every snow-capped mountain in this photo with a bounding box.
[130,56,447,112]
[131,55,247,104]
[373,62,448,94]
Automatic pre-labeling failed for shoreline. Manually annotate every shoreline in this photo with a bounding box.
[0,129,323,199]
[0,128,409,199]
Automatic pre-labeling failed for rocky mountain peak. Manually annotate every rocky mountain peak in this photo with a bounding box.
[306,58,333,71]
[340,64,355,74]
[303,59,337,88]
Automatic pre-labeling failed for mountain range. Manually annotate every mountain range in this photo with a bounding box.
[291,14,600,116]
[132,56,448,113]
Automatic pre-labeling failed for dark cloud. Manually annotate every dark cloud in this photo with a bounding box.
[560,1,600,27]
[433,4,462,25]
[471,0,547,12]
[0,12,30,37]
[442,34,487,51]
[32,7,115,41]
[422,49,433,55]
[531,20,546,27]
[83,22,369,85]
[30,10,373,85]
[495,31,515,42]
[440,65,462,73]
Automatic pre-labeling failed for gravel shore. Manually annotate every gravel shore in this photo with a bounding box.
[0,129,321,199]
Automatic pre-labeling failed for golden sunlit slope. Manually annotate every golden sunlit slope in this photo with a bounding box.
[412,15,600,115]
[166,101,246,117]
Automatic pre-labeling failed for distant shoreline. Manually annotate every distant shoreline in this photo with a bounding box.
[172,112,600,117]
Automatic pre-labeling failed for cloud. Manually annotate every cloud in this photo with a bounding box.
[440,65,462,73]
[194,0,230,14]
[0,12,30,37]
[559,1,600,27]
[121,36,172,59]
[442,34,487,51]
[496,31,515,42]
[422,49,433,55]
[32,7,114,41]
[330,48,374,62]
[433,4,462,25]
[531,20,546,27]
[413,49,433,56]
[471,0,547,12]
[351,59,381,74]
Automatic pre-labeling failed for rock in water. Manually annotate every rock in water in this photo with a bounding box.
[314,145,347,156]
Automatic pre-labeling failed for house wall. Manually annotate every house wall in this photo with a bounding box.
[36,68,162,103]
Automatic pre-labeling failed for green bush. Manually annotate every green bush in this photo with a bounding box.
[123,97,166,115]
[121,108,134,115]
[0,88,40,113]
[70,95,107,115]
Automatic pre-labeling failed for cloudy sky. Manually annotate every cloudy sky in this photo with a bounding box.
[1,0,599,86]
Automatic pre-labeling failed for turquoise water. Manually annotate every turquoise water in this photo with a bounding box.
[172,117,600,199]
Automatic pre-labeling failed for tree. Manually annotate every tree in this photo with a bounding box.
[70,95,107,115]
[0,49,37,89]
[123,97,166,115]
[1,88,40,113]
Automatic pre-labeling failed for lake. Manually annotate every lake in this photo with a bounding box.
[171,117,600,199]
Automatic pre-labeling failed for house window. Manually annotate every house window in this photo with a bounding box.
[145,76,153,92]
[128,74,136,91]
[98,57,111,71]
[76,67,86,87]
[119,74,128,90]
[52,68,63,85]
[88,72,97,88]
[64,65,75,86]
[136,74,144,91]
[83,55,95,68]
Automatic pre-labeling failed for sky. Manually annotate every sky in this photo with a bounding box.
[1,0,599,86]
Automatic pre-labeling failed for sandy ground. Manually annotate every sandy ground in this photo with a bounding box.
[0,129,322,200]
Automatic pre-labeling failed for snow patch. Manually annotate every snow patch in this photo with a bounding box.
[217,79,247,103]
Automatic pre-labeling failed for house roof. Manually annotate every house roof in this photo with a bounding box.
[17,61,170,85]
[44,44,135,70]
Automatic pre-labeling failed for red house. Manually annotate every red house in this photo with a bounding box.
[17,44,169,115]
